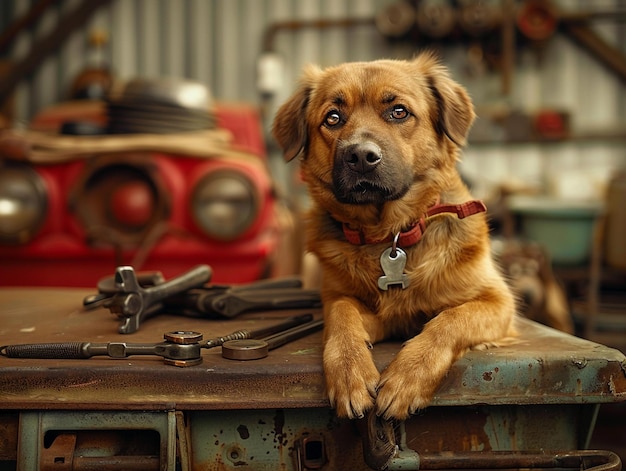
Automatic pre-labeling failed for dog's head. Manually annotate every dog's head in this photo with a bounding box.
[272,53,475,220]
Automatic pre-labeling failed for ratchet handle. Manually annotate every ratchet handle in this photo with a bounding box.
[0,341,200,363]
[0,342,99,359]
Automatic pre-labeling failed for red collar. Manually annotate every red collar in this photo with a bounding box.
[342,200,487,247]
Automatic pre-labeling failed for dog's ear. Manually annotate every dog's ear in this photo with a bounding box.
[272,65,321,161]
[413,53,476,147]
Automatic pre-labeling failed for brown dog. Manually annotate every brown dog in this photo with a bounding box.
[272,53,516,420]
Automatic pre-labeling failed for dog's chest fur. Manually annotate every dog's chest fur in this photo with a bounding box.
[308,206,488,330]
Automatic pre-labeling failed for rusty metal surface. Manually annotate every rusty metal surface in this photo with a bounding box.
[402,403,599,453]
[433,320,626,407]
[0,288,625,411]
[18,409,176,470]
[0,412,18,460]
[38,431,160,471]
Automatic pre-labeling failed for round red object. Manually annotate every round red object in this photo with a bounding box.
[109,180,155,228]
[517,1,558,42]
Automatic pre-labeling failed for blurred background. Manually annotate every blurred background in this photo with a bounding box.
[1,0,625,336]
[0,0,625,460]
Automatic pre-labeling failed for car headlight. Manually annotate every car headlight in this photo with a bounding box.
[0,163,47,244]
[191,169,259,241]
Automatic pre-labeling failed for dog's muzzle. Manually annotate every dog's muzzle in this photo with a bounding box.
[332,140,409,205]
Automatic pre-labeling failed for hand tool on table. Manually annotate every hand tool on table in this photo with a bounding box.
[83,264,322,334]
[221,318,324,360]
[162,277,321,319]
[83,264,212,334]
[0,313,321,367]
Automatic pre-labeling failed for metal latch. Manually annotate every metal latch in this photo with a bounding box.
[294,434,327,470]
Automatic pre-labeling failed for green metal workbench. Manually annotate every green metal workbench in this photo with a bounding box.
[0,287,624,470]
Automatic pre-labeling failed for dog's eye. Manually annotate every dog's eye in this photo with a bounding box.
[324,111,342,127]
[390,106,409,120]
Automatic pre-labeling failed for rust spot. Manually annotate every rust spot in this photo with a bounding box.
[273,409,286,446]
[404,406,491,452]
[237,424,250,440]
[483,372,493,381]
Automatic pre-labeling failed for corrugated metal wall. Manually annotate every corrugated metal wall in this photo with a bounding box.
[2,0,625,195]
[4,0,398,119]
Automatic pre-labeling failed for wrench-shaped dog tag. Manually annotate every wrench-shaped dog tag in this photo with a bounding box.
[378,247,409,290]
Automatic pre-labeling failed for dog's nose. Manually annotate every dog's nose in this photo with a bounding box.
[344,142,382,173]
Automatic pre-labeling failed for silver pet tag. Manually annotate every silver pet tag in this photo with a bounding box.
[378,246,409,290]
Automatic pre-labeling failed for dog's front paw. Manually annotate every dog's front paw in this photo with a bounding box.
[375,344,450,420]
[324,339,380,419]
[375,366,431,420]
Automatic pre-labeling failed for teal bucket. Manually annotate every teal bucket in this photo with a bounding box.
[507,196,604,265]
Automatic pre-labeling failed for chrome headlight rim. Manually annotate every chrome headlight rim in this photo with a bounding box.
[190,168,260,242]
[0,162,48,245]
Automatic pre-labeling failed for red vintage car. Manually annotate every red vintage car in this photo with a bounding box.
[0,96,284,287]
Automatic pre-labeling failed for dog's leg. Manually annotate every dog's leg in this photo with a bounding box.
[375,295,514,420]
[323,296,385,419]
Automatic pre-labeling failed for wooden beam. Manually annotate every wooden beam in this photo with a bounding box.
[0,0,57,55]
[0,0,112,106]
[560,22,626,83]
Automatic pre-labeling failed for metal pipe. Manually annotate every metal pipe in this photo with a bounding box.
[386,450,622,471]
[262,17,375,52]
